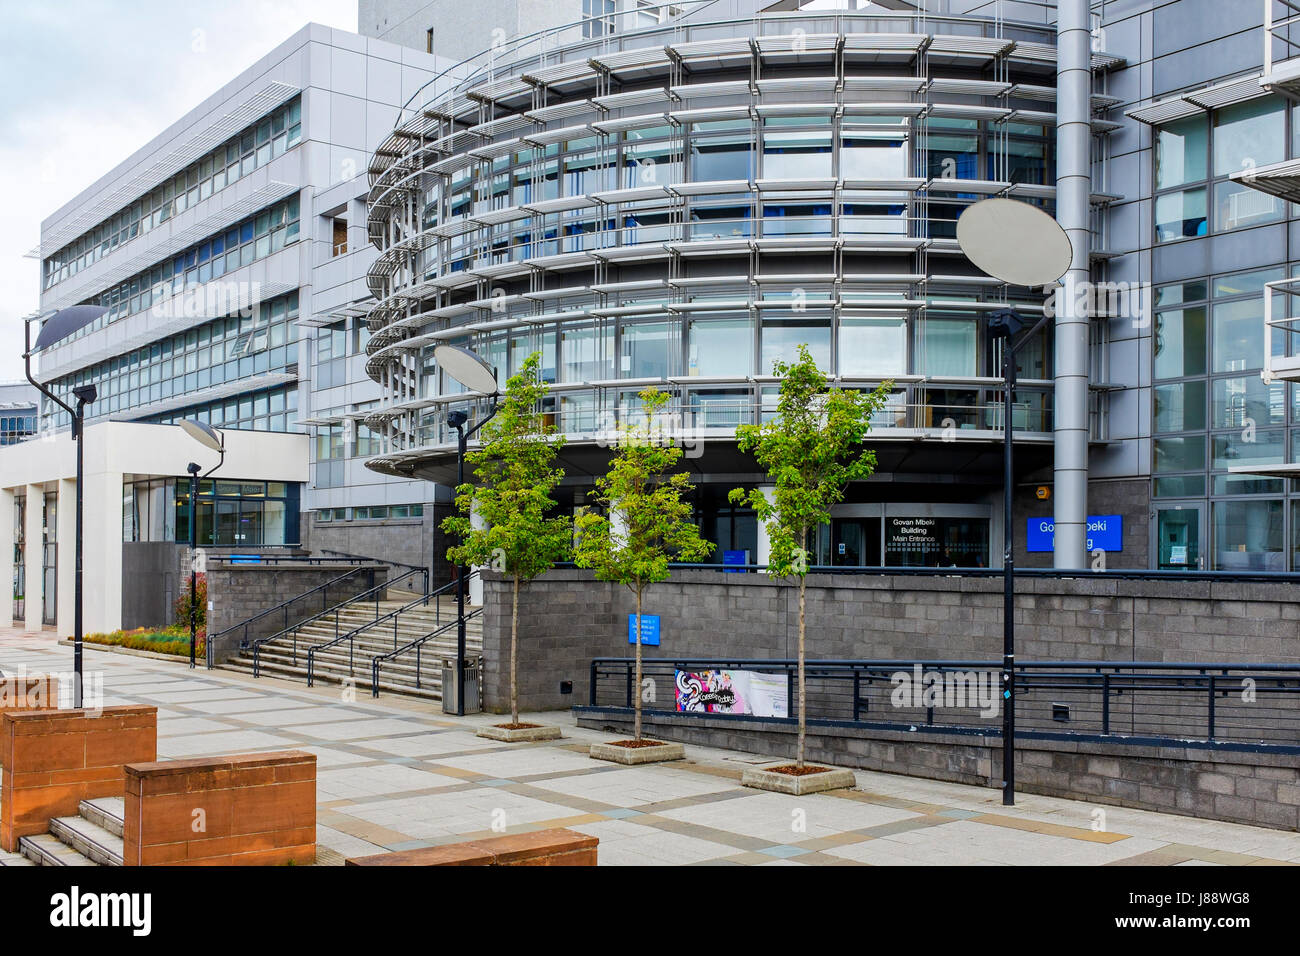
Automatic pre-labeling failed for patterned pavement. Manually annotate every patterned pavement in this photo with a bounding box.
[2,626,1298,866]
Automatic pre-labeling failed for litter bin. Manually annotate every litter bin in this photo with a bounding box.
[442,657,481,715]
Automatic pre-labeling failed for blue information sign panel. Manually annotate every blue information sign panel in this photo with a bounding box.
[628,613,661,646]
[722,550,748,572]
[1026,515,1123,553]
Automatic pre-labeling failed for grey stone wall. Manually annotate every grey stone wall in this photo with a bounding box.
[302,506,455,587]
[1014,477,1150,570]
[206,564,388,663]
[121,542,188,630]
[482,568,1300,712]
[576,708,1300,832]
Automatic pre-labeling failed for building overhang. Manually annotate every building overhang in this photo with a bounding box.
[366,432,1053,488]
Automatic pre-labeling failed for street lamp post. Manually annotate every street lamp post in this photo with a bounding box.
[179,421,225,669]
[956,199,1073,806]
[433,345,500,715]
[23,305,110,710]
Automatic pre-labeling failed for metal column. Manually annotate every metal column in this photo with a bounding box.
[1054,0,1092,569]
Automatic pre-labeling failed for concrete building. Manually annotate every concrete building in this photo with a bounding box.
[0,384,39,446]
[3,24,445,633]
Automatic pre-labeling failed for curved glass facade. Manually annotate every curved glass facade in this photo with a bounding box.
[361,8,1112,536]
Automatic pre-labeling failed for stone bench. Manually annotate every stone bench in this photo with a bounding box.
[346,828,598,866]
[122,750,316,866]
[1,705,157,851]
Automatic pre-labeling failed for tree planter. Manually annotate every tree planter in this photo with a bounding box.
[476,723,563,743]
[589,740,685,765]
[741,764,856,796]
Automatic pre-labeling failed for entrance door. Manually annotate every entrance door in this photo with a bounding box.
[1156,505,1203,570]
[830,518,882,566]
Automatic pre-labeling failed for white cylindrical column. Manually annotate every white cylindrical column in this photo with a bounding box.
[754,486,774,570]
[468,498,485,607]
[1053,0,1092,569]
[0,489,14,629]
[24,484,43,632]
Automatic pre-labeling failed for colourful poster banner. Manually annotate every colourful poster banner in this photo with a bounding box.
[675,669,789,718]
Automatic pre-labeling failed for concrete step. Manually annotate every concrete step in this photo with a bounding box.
[49,815,124,866]
[19,833,99,866]
[0,848,36,866]
[221,657,446,700]
[248,644,475,682]
[80,797,125,838]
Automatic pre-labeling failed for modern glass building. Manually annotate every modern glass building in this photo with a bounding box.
[360,0,1126,570]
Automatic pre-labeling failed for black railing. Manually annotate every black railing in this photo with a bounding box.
[305,570,476,687]
[370,608,482,699]
[251,567,429,677]
[585,657,1300,752]
[205,565,377,670]
[555,562,1300,584]
[318,550,427,577]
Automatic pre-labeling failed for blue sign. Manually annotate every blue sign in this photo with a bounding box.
[229,555,262,565]
[1027,515,1123,553]
[722,550,749,573]
[628,613,661,646]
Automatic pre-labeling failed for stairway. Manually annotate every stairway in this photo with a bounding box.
[219,594,483,701]
[10,797,124,866]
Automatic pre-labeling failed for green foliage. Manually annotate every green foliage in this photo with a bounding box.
[729,345,893,577]
[174,572,207,627]
[573,387,714,595]
[441,352,572,581]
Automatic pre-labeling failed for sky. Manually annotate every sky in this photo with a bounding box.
[0,0,357,383]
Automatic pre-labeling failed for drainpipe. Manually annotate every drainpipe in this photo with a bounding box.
[1053,0,1092,569]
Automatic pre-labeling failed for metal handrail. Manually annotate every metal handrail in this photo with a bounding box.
[205,564,375,671]
[306,570,478,687]
[318,550,427,576]
[251,566,428,677]
[587,657,1300,749]
[370,607,483,699]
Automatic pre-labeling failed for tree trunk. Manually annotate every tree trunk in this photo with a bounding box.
[634,587,644,741]
[510,574,519,726]
[797,574,806,769]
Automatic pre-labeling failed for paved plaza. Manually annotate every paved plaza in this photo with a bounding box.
[2,626,1298,867]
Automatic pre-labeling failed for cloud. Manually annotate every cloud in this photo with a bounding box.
[0,0,356,383]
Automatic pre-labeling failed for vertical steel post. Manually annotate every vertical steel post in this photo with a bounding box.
[1054,0,1092,570]
[1001,343,1016,805]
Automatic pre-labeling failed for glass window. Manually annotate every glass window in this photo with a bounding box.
[1211,376,1284,428]
[1214,180,1284,231]
[762,126,832,179]
[688,316,752,377]
[840,134,907,179]
[1154,380,1206,432]
[1154,308,1208,379]
[620,321,672,378]
[1213,98,1284,178]
[914,316,977,378]
[1154,435,1206,472]
[1212,298,1265,373]
[1155,188,1207,242]
[1213,499,1284,571]
[839,316,906,376]
[760,317,831,373]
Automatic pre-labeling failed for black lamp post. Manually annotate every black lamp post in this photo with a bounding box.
[179,421,225,669]
[24,305,109,710]
[957,197,1072,808]
[987,306,1052,807]
[433,345,499,716]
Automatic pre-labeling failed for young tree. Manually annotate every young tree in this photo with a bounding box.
[730,345,892,768]
[574,387,713,741]
[443,352,571,726]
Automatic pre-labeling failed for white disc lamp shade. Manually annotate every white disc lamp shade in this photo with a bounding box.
[433,344,499,394]
[179,419,224,452]
[956,198,1073,288]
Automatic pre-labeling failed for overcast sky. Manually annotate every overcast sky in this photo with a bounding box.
[0,0,357,383]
